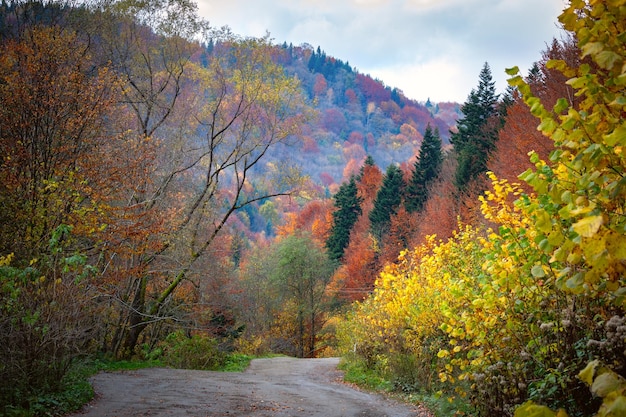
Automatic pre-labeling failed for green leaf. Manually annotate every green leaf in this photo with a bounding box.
[606,396,626,417]
[553,98,569,114]
[604,126,626,147]
[581,41,605,58]
[538,118,558,135]
[546,59,566,71]
[567,76,588,89]
[527,97,544,116]
[572,215,603,237]
[596,51,621,70]
[565,272,585,292]
[531,265,546,278]
[506,66,520,76]
[536,210,553,233]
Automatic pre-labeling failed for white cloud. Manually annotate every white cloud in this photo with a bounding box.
[368,58,467,103]
[196,0,567,102]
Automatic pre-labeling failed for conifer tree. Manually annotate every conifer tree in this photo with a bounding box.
[326,176,362,262]
[357,155,376,181]
[405,124,443,213]
[369,164,405,241]
[451,62,500,190]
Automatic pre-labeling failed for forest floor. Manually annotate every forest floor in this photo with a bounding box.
[68,356,432,417]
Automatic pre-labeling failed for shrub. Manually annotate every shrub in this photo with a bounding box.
[160,331,226,370]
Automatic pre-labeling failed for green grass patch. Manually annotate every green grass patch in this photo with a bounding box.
[401,391,473,417]
[338,357,393,392]
[337,356,473,417]
[220,353,253,372]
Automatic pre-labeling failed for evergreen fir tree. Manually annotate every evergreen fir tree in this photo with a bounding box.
[369,164,405,240]
[357,155,376,181]
[405,124,443,213]
[326,176,362,262]
[450,62,501,190]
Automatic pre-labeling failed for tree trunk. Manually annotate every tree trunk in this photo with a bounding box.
[121,276,148,356]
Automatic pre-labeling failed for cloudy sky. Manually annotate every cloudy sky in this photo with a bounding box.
[196,0,567,103]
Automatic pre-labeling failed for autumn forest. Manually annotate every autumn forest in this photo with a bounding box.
[2,0,626,416]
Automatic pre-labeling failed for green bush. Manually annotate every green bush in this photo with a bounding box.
[161,331,226,370]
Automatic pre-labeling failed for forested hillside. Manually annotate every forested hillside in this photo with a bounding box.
[2,1,626,417]
[230,41,460,239]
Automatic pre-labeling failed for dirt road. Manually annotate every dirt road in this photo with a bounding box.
[70,357,429,417]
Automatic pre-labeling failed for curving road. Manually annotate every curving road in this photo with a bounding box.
[69,357,430,417]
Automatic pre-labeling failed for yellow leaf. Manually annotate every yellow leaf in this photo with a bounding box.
[578,360,599,386]
[572,215,603,237]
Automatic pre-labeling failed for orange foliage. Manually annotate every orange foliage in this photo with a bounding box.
[276,200,333,245]
[342,158,361,181]
[329,216,378,302]
[380,206,419,265]
[409,160,459,246]
[357,163,383,205]
[488,36,580,187]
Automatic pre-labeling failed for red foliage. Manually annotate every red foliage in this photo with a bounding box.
[302,135,320,153]
[347,131,364,145]
[356,73,391,103]
[322,108,347,134]
[319,172,335,187]
[401,105,433,129]
[344,88,358,104]
[313,73,328,97]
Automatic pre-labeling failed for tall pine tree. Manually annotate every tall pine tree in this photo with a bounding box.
[369,164,405,241]
[450,62,500,190]
[326,176,362,262]
[405,124,443,213]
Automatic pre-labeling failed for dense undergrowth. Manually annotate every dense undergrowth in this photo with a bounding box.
[337,2,626,416]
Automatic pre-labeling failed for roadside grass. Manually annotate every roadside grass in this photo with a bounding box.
[338,357,473,417]
[1,356,165,417]
[338,357,393,392]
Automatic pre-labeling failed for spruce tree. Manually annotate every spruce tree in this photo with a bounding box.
[451,62,500,190]
[326,176,362,262]
[369,164,405,240]
[405,124,443,213]
[357,155,376,181]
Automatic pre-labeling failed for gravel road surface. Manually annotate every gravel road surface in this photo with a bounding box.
[69,357,430,417]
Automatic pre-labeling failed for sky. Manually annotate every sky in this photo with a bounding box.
[196,0,568,103]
